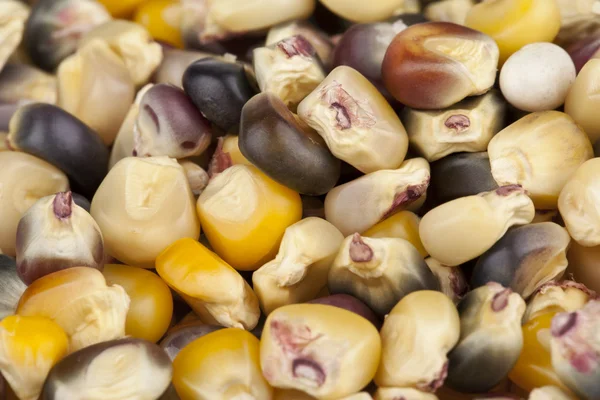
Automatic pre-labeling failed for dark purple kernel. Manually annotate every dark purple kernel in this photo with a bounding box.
[292,358,326,386]
[491,288,512,312]
[330,102,351,130]
[495,184,524,196]
[445,114,470,132]
[349,233,374,263]
[53,191,73,219]
[132,149,138,156]
[143,104,160,133]
[551,312,578,337]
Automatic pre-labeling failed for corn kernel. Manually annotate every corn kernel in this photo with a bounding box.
[97,0,146,18]
[325,158,430,237]
[566,242,600,293]
[565,59,600,144]
[261,303,381,400]
[419,185,535,267]
[91,156,200,268]
[156,238,260,330]
[173,328,273,400]
[465,0,561,64]
[363,211,427,257]
[329,234,439,317]
[16,267,130,353]
[376,291,460,391]
[133,0,184,48]
[57,39,135,146]
[0,315,68,400]
[509,312,573,393]
[221,134,252,167]
[488,111,593,210]
[523,281,594,324]
[197,164,302,271]
[253,217,344,315]
[102,264,173,343]
[0,152,69,257]
[558,158,600,247]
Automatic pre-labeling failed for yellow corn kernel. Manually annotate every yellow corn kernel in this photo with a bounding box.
[156,238,260,330]
[508,312,572,394]
[97,0,146,18]
[222,134,252,166]
[465,0,561,64]
[197,164,302,271]
[363,211,427,257]
[0,315,68,400]
[16,267,130,353]
[261,303,381,400]
[173,328,273,400]
[102,264,173,343]
[133,0,184,48]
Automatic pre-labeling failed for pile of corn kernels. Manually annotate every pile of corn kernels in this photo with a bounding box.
[0,0,599,399]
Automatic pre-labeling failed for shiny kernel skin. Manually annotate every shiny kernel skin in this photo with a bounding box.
[197,164,302,271]
[173,328,273,400]
[0,315,68,400]
[382,22,499,109]
[465,0,561,64]
[133,0,184,48]
[260,303,381,400]
[363,211,427,257]
[103,264,173,343]
[156,238,260,330]
[508,312,572,393]
[564,58,600,144]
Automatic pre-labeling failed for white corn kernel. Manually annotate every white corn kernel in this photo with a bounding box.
[325,158,430,236]
[419,185,535,266]
[298,66,409,174]
[253,217,344,315]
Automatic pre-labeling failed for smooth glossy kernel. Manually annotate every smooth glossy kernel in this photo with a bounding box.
[465,0,561,64]
[173,328,273,400]
[156,238,260,330]
[382,22,499,109]
[197,164,302,271]
[103,264,173,343]
[419,185,535,266]
[0,315,68,400]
